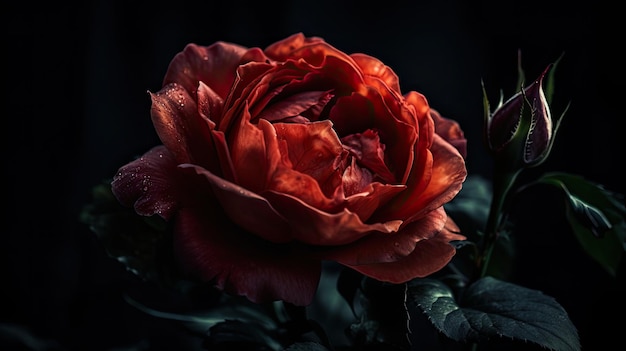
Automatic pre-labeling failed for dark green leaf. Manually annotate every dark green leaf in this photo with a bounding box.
[444,175,492,238]
[407,277,580,351]
[533,172,626,276]
[80,182,178,283]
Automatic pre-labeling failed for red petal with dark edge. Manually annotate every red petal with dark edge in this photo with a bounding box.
[264,33,346,66]
[351,53,402,95]
[178,164,292,244]
[163,42,249,99]
[111,146,181,220]
[322,208,465,282]
[263,189,402,246]
[150,83,216,167]
[431,108,467,159]
[343,216,464,282]
[174,206,320,306]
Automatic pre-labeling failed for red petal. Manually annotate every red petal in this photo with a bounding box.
[150,84,215,166]
[323,207,464,282]
[351,53,401,94]
[179,164,292,244]
[111,146,181,220]
[256,90,333,122]
[272,120,345,202]
[163,42,248,99]
[174,206,320,306]
[405,135,467,222]
[377,134,466,223]
[343,182,405,222]
[342,214,465,282]
[196,81,222,128]
[209,128,237,183]
[227,106,270,192]
[218,61,274,132]
[431,108,467,159]
[342,129,396,183]
[263,190,402,246]
[329,92,417,183]
[264,33,345,66]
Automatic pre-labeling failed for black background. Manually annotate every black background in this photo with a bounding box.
[2,1,623,350]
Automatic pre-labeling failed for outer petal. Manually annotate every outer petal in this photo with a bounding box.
[178,164,292,244]
[174,206,320,306]
[263,190,403,246]
[264,32,347,66]
[163,42,249,98]
[264,34,371,99]
[405,134,467,222]
[322,208,464,282]
[111,145,181,220]
[150,83,216,166]
[430,108,467,159]
[322,206,449,265]
[351,53,401,95]
[343,216,464,282]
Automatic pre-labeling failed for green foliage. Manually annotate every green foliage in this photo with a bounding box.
[444,175,492,239]
[80,181,174,283]
[407,277,581,351]
[445,176,517,280]
[531,172,626,276]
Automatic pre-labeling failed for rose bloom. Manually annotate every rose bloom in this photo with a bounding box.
[112,33,467,306]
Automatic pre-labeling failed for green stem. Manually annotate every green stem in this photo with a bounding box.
[477,165,520,279]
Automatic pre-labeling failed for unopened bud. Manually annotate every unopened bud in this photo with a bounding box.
[484,65,557,170]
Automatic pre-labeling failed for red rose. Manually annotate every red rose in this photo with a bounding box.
[111,33,467,306]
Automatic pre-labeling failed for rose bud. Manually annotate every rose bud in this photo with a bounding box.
[484,64,559,170]
[111,33,467,306]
